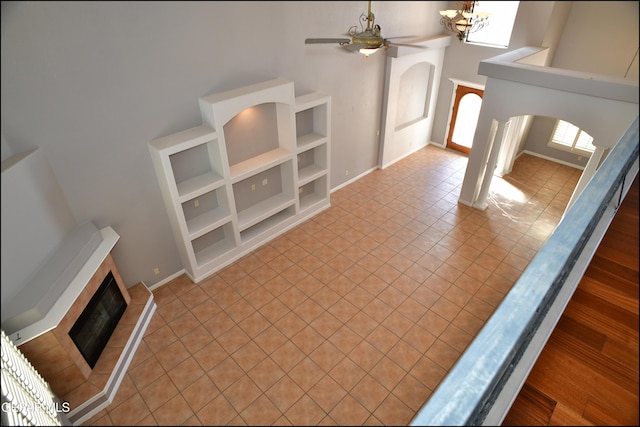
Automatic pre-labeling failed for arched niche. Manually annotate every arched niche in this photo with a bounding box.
[395,62,433,130]
[378,36,451,169]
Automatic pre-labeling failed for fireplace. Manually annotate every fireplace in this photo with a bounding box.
[69,271,127,368]
[6,224,157,425]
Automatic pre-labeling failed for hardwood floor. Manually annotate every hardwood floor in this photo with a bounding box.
[503,175,639,426]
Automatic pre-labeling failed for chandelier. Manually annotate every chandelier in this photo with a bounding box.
[440,1,490,41]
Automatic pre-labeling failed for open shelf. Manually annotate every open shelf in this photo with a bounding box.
[182,187,231,239]
[233,160,295,231]
[296,133,327,151]
[175,172,225,202]
[168,139,224,200]
[237,193,296,231]
[229,147,292,183]
[297,143,327,186]
[299,175,329,212]
[150,126,217,154]
[240,205,296,244]
[191,222,236,267]
[295,93,329,150]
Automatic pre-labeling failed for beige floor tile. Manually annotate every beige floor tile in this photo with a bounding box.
[78,149,579,426]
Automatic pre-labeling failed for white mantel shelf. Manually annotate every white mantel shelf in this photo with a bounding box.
[7,226,120,346]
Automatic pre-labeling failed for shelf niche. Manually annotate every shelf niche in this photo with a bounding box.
[233,160,295,231]
[224,103,280,167]
[295,95,328,150]
[169,137,224,200]
[191,221,236,268]
[299,175,328,212]
[298,144,327,185]
[181,186,230,238]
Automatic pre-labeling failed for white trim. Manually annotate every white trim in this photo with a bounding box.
[521,150,585,170]
[379,141,430,169]
[448,77,486,91]
[147,269,186,291]
[331,167,378,192]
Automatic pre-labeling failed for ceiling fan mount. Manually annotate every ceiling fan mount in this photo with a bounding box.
[305,1,422,57]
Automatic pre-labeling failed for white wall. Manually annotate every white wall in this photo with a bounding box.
[523,1,639,159]
[2,1,637,290]
[552,1,639,79]
[0,1,445,288]
[1,148,77,306]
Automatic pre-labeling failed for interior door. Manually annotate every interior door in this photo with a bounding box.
[446,85,484,155]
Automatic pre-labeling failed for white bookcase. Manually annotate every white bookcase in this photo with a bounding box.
[148,79,330,282]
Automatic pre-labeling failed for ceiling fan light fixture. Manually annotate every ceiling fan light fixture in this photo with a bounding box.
[359,47,380,57]
[304,1,424,56]
[440,1,490,41]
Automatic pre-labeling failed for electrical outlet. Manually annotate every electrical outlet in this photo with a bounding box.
[251,183,256,191]
[345,169,349,176]
[194,199,199,207]
[154,267,160,275]
[262,178,268,186]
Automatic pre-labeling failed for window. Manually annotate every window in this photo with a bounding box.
[465,1,520,48]
[548,120,596,156]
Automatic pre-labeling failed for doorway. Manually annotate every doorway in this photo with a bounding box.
[446,84,484,155]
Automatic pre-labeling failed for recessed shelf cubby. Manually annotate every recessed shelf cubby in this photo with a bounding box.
[149,79,330,282]
[295,92,329,150]
[297,144,327,186]
[233,160,295,231]
[191,222,236,267]
[181,186,231,239]
[240,205,296,244]
[299,175,329,213]
[152,126,225,201]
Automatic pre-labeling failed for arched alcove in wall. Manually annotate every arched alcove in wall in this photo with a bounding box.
[378,36,451,169]
[395,62,433,130]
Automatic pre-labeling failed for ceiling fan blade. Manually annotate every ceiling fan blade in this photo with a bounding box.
[387,42,428,49]
[305,38,351,44]
[384,35,420,40]
[342,42,369,52]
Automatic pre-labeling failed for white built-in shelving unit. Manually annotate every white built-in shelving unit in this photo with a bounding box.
[148,79,330,282]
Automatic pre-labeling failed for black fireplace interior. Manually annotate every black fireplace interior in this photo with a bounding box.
[69,271,127,368]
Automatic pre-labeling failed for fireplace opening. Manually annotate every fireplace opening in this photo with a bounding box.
[69,271,127,368]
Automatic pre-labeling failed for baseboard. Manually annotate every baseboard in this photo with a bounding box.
[331,166,378,192]
[521,150,585,170]
[147,269,186,291]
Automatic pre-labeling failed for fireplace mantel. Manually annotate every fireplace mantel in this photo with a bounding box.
[5,225,119,346]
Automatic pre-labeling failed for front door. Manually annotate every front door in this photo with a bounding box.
[446,85,484,155]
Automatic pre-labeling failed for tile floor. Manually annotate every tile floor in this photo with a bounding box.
[84,145,581,426]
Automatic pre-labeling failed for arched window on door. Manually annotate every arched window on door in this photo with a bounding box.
[446,81,484,155]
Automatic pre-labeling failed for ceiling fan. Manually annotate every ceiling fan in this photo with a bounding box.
[305,1,423,57]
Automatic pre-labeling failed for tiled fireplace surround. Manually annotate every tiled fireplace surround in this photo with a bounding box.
[16,252,156,425]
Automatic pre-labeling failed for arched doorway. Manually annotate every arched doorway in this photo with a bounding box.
[446,84,484,155]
